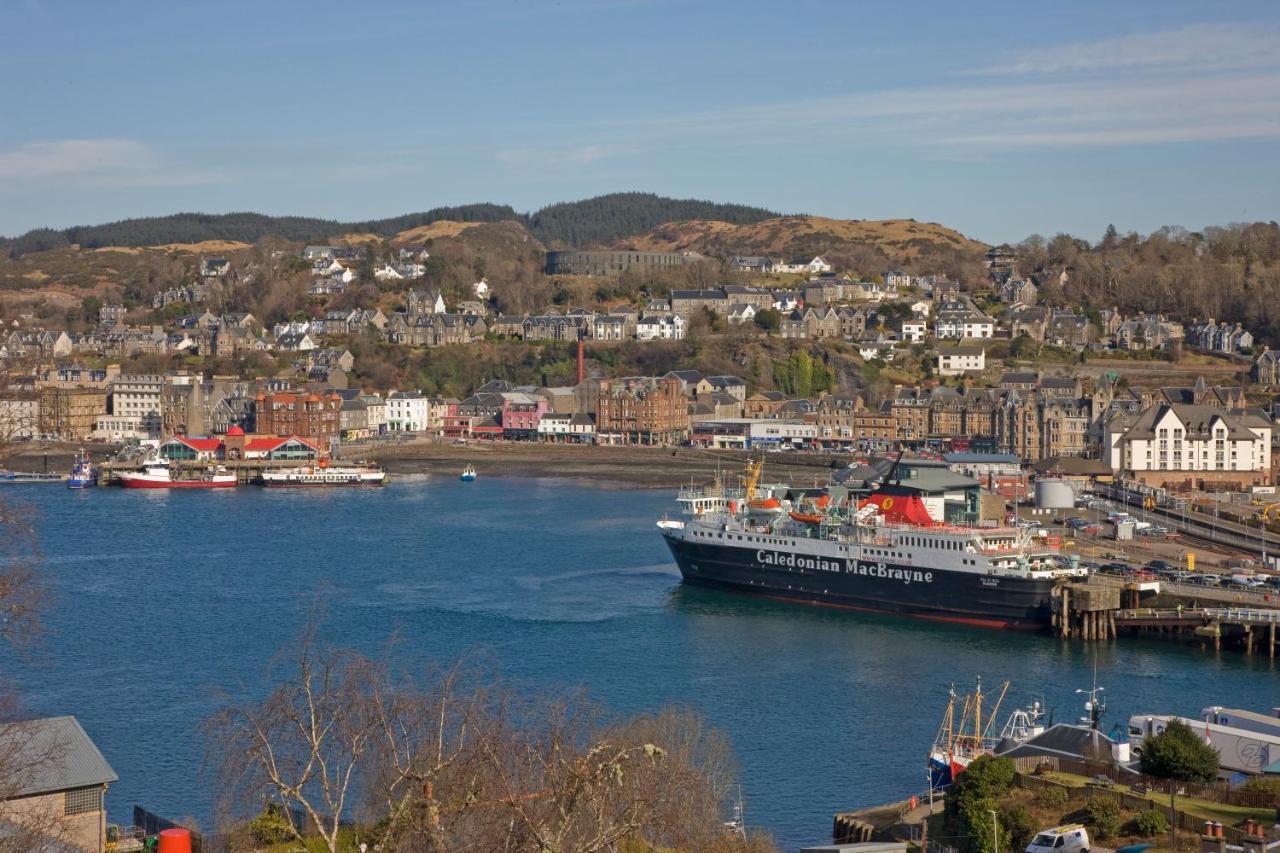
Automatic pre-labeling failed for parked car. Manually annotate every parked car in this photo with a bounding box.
[1147,559,1174,572]
[1194,574,1223,586]
[1026,825,1090,853]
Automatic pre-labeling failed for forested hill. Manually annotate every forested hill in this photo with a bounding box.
[0,193,781,257]
[527,193,780,248]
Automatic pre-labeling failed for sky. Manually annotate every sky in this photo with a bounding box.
[2,0,1279,244]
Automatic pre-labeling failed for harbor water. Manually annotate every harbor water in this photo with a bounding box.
[6,477,1280,849]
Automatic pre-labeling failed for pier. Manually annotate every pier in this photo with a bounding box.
[1115,606,1280,655]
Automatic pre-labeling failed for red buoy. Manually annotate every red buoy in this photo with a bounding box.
[157,827,192,853]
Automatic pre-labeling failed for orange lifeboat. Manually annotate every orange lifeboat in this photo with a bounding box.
[748,497,781,510]
[814,494,831,509]
[789,511,825,524]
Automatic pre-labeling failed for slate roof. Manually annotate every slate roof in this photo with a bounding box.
[0,716,117,798]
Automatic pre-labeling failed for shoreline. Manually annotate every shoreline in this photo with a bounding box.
[360,439,853,489]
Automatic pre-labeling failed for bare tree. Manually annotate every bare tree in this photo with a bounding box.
[208,630,776,853]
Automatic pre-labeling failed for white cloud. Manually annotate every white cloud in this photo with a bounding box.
[0,138,215,188]
[967,22,1280,76]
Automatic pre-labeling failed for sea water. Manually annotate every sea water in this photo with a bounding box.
[7,477,1280,848]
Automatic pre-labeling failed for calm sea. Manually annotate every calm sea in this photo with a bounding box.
[7,477,1280,849]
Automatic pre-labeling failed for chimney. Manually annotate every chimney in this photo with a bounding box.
[1241,819,1266,853]
[1201,822,1226,853]
[577,330,586,385]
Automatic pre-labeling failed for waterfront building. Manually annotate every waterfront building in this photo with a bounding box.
[1104,403,1272,489]
[253,391,342,443]
[385,390,428,433]
[595,376,688,445]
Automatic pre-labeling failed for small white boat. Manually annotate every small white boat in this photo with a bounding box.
[459,465,477,482]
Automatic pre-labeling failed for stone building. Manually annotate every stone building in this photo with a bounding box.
[253,391,342,442]
[595,376,688,445]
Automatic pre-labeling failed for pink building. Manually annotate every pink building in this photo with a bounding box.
[500,393,548,439]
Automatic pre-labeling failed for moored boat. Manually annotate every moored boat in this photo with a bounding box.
[0,470,64,485]
[66,451,97,489]
[261,461,386,487]
[118,457,237,489]
[657,458,1085,630]
[460,464,477,482]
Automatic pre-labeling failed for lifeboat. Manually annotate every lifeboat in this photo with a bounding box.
[789,511,825,524]
[814,494,831,509]
[748,497,781,510]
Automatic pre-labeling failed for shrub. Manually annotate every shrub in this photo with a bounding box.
[1085,796,1122,840]
[1001,804,1038,851]
[1131,809,1169,837]
[1035,784,1069,810]
[248,803,295,845]
[1138,719,1220,783]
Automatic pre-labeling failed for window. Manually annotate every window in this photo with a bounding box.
[65,785,103,815]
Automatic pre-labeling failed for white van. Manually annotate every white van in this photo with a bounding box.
[1025,824,1090,853]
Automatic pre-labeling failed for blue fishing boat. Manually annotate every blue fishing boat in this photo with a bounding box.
[66,451,97,489]
[459,464,477,482]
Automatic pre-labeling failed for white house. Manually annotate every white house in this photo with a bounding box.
[773,256,832,275]
[726,303,757,325]
[385,390,429,432]
[900,319,928,343]
[374,263,404,282]
[473,278,490,299]
[1104,404,1272,486]
[635,315,686,341]
[910,300,931,318]
[537,412,596,442]
[936,344,986,376]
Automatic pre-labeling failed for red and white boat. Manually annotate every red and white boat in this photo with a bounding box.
[117,457,237,489]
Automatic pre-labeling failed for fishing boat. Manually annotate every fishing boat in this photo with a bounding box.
[928,680,1048,791]
[66,451,97,489]
[459,464,477,482]
[117,457,237,489]
[260,460,386,487]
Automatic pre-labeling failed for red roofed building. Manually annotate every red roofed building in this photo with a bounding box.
[253,391,341,443]
[158,435,224,461]
[223,431,321,461]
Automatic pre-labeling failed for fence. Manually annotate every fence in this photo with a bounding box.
[1011,755,1275,808]
[132,806,207,853]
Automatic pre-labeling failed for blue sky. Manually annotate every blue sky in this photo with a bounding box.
[2,0,1278,243]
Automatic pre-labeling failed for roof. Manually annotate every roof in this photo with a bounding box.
[166,435,222,452]
[245,435,321,452]
[0,716,117,798]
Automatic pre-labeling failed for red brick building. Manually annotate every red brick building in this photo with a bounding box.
[253,391,342,443]
[595,377,688,445]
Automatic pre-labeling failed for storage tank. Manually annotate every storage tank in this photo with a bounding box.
[1035,478,1074,509]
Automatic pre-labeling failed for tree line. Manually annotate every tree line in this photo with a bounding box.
[0,194,781,257]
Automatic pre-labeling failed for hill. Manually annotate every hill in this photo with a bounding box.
[611,215,988,274]
[620,215,984,256]
[0,194,779,257]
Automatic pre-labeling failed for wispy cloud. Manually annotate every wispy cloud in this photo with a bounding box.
[577,23,1280,153]
[0,138,216,189]
[966,22,1280,76]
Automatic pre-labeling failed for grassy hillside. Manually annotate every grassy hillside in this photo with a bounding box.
[622,215,986,257]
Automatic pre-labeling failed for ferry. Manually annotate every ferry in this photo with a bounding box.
[117,457,237,489]
[260,461,386,487]
[460,465,477,482]
[657,458,1085,629]
[66,451,97,489]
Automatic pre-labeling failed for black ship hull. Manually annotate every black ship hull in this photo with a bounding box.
[662,532,1059,630]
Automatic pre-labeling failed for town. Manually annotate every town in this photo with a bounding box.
[1,241,1275,495]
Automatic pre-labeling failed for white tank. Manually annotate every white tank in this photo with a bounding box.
[1035,478,1074,509]
[1112,741,1130,763]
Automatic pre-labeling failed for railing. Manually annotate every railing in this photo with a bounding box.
[1202,607,1280,623]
